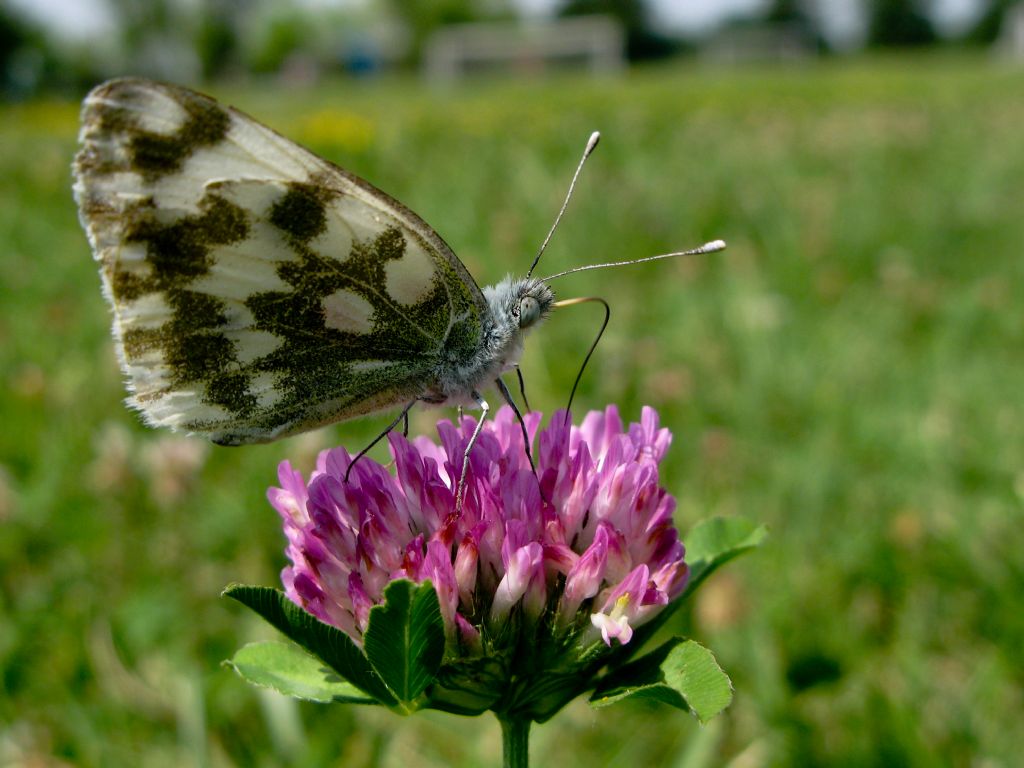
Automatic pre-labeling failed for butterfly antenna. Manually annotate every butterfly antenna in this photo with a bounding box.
[552,296,611,425]
[526,131,601,279]
[542,239,726,282]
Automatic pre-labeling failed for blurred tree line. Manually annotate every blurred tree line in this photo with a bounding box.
[1,0,1019,97]
[1,2,81,96]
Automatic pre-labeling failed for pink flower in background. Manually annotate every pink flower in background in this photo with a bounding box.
[268,405,688,650]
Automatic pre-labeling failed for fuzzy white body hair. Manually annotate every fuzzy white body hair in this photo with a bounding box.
[425,276,555,407]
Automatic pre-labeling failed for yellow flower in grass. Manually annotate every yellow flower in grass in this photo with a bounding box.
[10,100,80,136]
[294,109,375,155]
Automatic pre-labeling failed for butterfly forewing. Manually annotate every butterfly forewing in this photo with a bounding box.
[74,78,488,444]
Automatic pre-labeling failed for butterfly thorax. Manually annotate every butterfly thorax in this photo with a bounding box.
[424,277,554,407]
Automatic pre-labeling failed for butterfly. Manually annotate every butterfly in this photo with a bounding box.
[73,78,724,497]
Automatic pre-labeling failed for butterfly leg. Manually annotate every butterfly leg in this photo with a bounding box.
[455,391,488,512]
[497,377,537,478]
[402,409,409,437]
[345,400,417,483]
[515,366,532,412]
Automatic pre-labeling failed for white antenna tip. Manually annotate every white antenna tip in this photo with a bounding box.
[703,239,727,252]
[585,131,600,155]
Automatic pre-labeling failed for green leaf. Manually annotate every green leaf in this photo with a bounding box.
[662,640,733,722]
[424,656,506,716]
[363,579,445,709]
[683,516,768,598]
[223,584,396,705]
[225,641,377,704]
[616,516,767,659]
[591,638,732,724]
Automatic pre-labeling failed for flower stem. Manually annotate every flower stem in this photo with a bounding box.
[498,714,531,768]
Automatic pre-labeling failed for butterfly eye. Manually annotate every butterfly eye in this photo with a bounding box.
[519,296,541,329]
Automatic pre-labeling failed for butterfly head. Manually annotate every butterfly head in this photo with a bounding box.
[484,276,555,333]
[471,276,555,379]
[515,279,555,330]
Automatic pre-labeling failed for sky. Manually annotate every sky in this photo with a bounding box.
[7,0,988,43]
[9,0,115,40]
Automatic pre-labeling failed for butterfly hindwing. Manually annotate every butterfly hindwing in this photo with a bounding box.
[74,78,489,444]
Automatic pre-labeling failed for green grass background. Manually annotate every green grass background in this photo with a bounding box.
[2,54,1022,766]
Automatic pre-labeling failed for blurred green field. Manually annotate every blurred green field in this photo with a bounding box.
[2,54,1023,767]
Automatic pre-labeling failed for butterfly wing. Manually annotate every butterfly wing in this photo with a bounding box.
[74,78,489,444]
